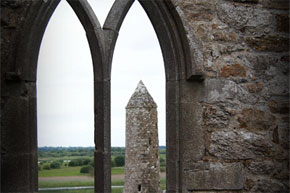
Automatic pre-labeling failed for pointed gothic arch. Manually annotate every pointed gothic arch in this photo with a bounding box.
[5,0,202,192]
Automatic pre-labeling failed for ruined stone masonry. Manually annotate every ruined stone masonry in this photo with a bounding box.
[124,81,161,193]
[1,0,289,192]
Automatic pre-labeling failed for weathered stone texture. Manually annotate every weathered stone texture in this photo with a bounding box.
[237,108,276,131]
[1,0,289,192]
[124,81,161,193]
[209,130,272,160]
[245,160,275,175]
[202,104,230,130]
[220,63,247,78]
[175,0,289,191]
[251,179,288,193]
[184,162,243,190]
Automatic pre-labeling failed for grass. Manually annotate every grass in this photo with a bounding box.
[39,176,124,188]
[111,167,124,175]
[39,188,123,193]
[39,166,125,177]
[39,166,89,177]
[111,179,124,186]
[39,176,166,189]
[39,180,93,188]
[39,179,125,188]
[161,177,166,190]
[39,165,165,191]
[38,156,93,162]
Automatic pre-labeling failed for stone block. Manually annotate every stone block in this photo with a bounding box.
[237,84,260,105]
[180,80,205,103]
[246,35,289,52]
[246,82,263,93]
[188,11,213,22]
[220,63,247,78]
[245,160,275,175]
[181,103,204,163]
[217,2,251,30]
[247,54,276,78]
[252,178,288,192]
[166,80,178,104]
[165,102,180,191]
[237,108,276,131]
[212,31,238,42]
[204,79,240,103]
[244,178,256,191]
[202,104,230,130]
[209,130,272,159]
[184,162,243,190]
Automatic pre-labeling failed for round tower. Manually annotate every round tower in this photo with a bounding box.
[124,80,161,193]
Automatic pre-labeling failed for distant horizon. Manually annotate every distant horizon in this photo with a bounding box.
[37,145,166,148]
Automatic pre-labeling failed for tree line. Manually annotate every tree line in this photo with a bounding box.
[38,146,166,173]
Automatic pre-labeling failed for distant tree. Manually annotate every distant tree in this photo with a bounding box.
[43,164,50,170]
[160,157,166,167]
[114,156,125,167]
[50,161,61,169]
[89,160,94,167]
[68,159,81,167]
[80,165,93,173]
[82,158,91,165]
[69,158,89,167]
[111,158,116,167]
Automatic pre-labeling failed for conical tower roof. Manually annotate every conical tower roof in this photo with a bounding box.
[126,80,157,108]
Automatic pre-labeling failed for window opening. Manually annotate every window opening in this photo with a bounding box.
[37,0,94,189]
[111,1,166,191]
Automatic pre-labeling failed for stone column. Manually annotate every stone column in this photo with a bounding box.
[124,81,161,193]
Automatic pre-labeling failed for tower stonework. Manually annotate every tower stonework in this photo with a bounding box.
[124,81,161,193]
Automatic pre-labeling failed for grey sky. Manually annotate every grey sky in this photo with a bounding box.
[37,0,165,147]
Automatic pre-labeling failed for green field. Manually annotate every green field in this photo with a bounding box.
[39,179,126,188]
[39,166,88,177]
[39,166,124,177]
[40,188,123,193]
[111,167,124,175]
[38,147,166,192]
[39,180,93,188]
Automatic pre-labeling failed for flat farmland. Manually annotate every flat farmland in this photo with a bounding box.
[38,147,166,191]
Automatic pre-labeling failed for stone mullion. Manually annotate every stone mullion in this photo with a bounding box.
[166,80,181,193]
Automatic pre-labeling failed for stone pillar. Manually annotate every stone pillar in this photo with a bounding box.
[124,81,161,193]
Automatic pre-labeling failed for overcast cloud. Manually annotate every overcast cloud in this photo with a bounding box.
[37,0,165,147]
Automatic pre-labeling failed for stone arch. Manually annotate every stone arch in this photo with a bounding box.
[103,0,202,192]
[10,0,106,192]
[4,0,201,192]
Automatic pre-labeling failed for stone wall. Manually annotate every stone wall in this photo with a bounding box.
[175,0,289,192]
[1,1,38,192]
[1,0,289,192]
